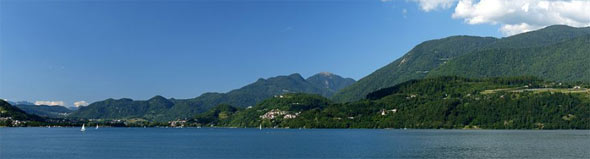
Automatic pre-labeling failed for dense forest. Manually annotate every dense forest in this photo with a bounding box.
[333,25,590,102]
[429,35,590,82]
[193,76,590,129]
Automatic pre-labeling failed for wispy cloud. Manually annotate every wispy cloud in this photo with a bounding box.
[74,101,89,107]
[410,0,458,12]
[409,0,590,36]
[35,101,65,106]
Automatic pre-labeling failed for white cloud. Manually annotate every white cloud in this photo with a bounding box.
[411,0,458,12]
[35,101,65,106]
[410,0,590,36]
[74,101,89,107]
[500,23,537,36]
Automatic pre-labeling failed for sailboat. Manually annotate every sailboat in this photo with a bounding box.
[95,124,99,129]
[81,124,86,132]
[259,123,262,130]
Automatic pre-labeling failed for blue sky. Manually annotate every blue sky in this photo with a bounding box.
[3,0,574,106]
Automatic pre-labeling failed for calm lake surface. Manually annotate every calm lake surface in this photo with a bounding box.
[1,128,588,159]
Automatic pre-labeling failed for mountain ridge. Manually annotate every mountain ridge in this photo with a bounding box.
[70,72,355,121]
[332,25,590,102]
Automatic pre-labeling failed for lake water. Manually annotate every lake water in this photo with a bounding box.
[1,128,588,159]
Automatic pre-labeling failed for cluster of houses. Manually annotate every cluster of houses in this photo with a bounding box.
[169,120,187,127]
[260,109,300,120]
[0,117,26,126]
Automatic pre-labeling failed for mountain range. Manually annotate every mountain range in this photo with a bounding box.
[332,25,590,102]
[3,100,76,118]
[14,104,73,118]
[69,72,355,121]
[7,101,33,105]
[4,25,588,124]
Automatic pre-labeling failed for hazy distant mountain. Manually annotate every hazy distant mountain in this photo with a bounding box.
[306,72,356,97]
[332,25,590,102]
[70,73,355,121]
[15,104,73,118]
[6,101,34,106]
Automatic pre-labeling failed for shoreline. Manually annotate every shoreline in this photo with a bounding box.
[2,126,589,130]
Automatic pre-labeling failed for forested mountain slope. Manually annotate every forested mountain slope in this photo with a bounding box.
[332,25,590,102]
[0,100,44,126]
[195,77,590,129]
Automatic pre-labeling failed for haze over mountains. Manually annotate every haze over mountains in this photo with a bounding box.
[14,104,72,118]
[3,100,74,118]
[69,73,356,121]
[332,25,590,102]
[6,101,34,106]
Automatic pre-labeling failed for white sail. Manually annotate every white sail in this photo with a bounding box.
[81,124,86,132]
[96,124,99,129]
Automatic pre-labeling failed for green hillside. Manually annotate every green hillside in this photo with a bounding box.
[331,36,497,102]
[195,77,590,129]
[70,96,175,120]
[488,25,590,48]
[0,100,44,126]
[428,35,590,82]
[70,73,355,121]
[332,25,590,102]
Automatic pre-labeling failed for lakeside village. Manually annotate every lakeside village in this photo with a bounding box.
[2,84,588,128]
[0,116,194,128]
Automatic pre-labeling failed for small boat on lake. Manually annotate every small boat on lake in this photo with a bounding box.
[81,124,86,132]
[95,124,99,129]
